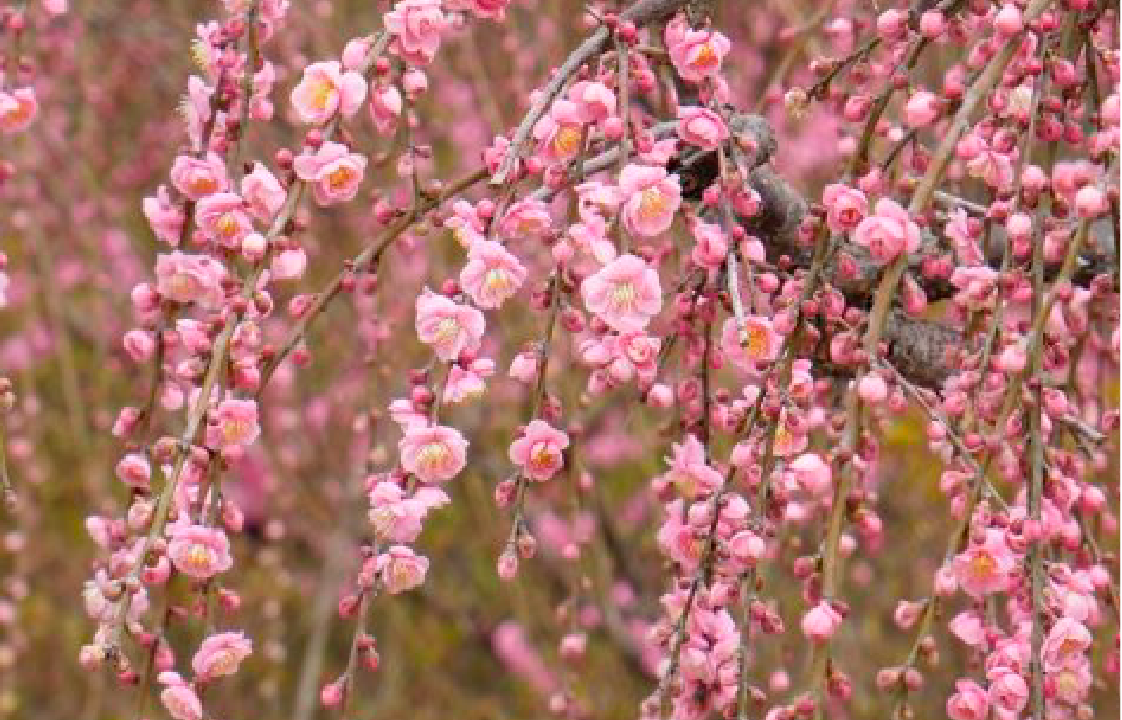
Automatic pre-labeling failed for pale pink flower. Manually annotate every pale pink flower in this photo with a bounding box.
[667,24,731,84]
[567,80,615,123]
[499,198,552,240]
[790,453,831,495]
[377,545,430,594]
[115,453,151,490]
[851,198,921,264]
[509,420,570,482]
[170,153,229,200]
[154,252,226,307]
[987,669,1028,717]
[948,611,987,647]
[1051,658,1091,705]
[660,434,721,499]
[822,184,868,234]
[385,0,446,65]
[292,141,367,206]
[533,100,586,165]
[399,424,468,483]
[123,329,156,363]
[1042,617,1091,671]
[206,398,260,452]
[158,673,204,720]
[580,254,662,332]
[459,239,527,309]
[368,481,449,543]
[442,360,494,404]
[143,185,187,245]
[271,247,307,280]
[240,163,286,221]
[0,87,37,133]
[676,106,728,150]
[801,601,843,642]
[773,408,808,457]
[192,631,252,681]
[966,145,1015,190]
[904,91,940,128]
[196,191,254,247]
[720,316,781,370]
[946,679,989,720]
[619,164,681,237]
[415,289,486,361]
[509,351,539,383]
[952,528,1017,598]
[167,522,233,579]
[290,61,366,124]
[369,83,403,134]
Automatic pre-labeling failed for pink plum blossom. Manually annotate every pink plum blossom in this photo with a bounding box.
[167,522,234,579]
[292,141,367,206]
[676,106,729,150]
[385,0,446,65]
[509,420,570,482]
[459,239,527,309]
[414,289,486,361]
[399,424,468,484]
[290,61,366,124]
[193,631,253,681]
[581,254,662,332]
[619,164,681,237]
[851,198,922,264]
[377,545,430,594]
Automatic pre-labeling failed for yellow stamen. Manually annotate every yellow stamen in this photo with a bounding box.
[554,125,582,156]
[638,187,667,220]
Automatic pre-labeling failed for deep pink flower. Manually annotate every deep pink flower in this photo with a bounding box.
[619,164,681,237]
[509,420,569,482]
[851,198,921,264]
[290,61,366,124]
[170,153,229,200]
[377,545,430,594]
[399,424,468,483]
[167,523,233,579]
[192,631,252,681]
[790,453,831,495]
[499,198,552,240]
[801,601,843,642]
[415,289,486,361]
[0,87,37,133]
[292,141,367,206]
[459,239,527,309]
[385,0,446,65]
[115,453,151,490]
[568,81,615,123]
[154,252,226,307]
[822,183,869,234]
[533,99,586,165]
[677,106,729,150]
[946,679,989,720]
[369,83,403,134]
[987,669,1028,717]
[904,91,940,128]
[580,254,662,332]
[690,220,728,270]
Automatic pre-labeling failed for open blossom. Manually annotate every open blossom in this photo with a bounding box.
[415,289,486,361]
[399,424,468,483]
[952,528,1017,598]
[158,673,204,720]
[167,522,234,579]
[196,191,254,247]
[987,669,1028,717]
[568,80,615,123]
[241,163,286,221]
[676,106,728,150]
[619,164,681,237]
[206,398,260,452]
[581,254,662,332]
[0,87,37,133]
[290,61,366,124]
[459,239,527,309]
[369,481,449,542]
[790,453,831,495]
[822,183,868,233]
[801,601,843,642]
[666,20,731,84]
[443,359,494,404]
[720,316,781,370]
[499,198,552,240]
[509,420,569,482]
[144,185,187,244]
[385,0,446,65]
[293,141,367,206]
[946,679,989,720]
[154,252,226,306]
[192,631,253,681]
[533,99,586,165]
[170,153,228,200]
[851,198,921,264]
[377,545,430,594]
[659,434,721,499]
[1042,617,1091,671]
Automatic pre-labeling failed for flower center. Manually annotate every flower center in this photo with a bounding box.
[416,442,449,471]
[216,212,239,238]
[694,42,718,67]
[210,650,239,676]
[638,187,667,221]
[327,165,353,191]
[310,78,336,111]
[608,281,638,313]
[529,442,555,471]
[554,125,582,156]
[433,317,460,347]
[185,543,214,572]
[223,418,252,445]
[483,268,511,296]
[969,552,997,580]
[168,273,198,300]
[743,323,769,360]
[190,176,217,196]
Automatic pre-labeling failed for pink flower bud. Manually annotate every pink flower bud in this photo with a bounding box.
[994,4,1023,37]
